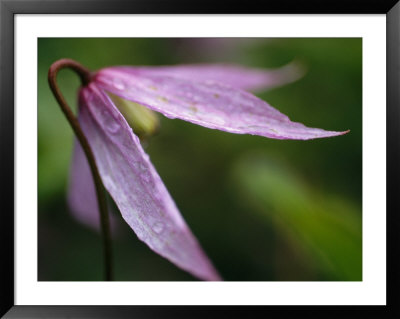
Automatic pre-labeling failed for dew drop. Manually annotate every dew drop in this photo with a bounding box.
[211,117,226,125]
[101,110,121,134]
[113,78,126,90]
[141,173,151,183]
[152,221,164,234]
[165,114,176,119]
[122,136,134,150]
[107,121,120,133]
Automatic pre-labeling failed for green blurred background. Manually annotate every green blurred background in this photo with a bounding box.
[38,38,362,281]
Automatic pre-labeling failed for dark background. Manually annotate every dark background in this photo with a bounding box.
[38,38,362,281]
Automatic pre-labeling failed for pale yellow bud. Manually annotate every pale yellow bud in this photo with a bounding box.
[107,92,160,139]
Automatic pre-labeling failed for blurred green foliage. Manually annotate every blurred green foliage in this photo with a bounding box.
[38,38,361,281]
[231,152,361,280]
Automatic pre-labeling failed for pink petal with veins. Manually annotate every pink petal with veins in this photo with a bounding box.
[78,83,221,281]
[95,68,348,140]
[115,61,304,91]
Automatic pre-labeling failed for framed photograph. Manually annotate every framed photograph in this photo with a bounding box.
[1,0,398,317]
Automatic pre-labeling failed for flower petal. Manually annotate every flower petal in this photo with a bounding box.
[68,138,118,232]
[95,68,348,140]
[68,138,101,229]
[110,61,304,91]
[78,83,221,281]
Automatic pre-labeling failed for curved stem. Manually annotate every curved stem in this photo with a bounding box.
[48,59,113,281]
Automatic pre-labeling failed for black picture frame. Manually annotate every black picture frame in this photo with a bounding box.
[1,0,399,318]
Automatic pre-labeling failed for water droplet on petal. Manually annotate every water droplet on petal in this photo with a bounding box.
[152,221,164,234]
[113,78,126,90]
[138,162,146,171]
[165,114,176,120]
[101,110,121,134]
[141,173,151,183]
[211,117,226,125]
[107,121,120,133]
[122,135,134,150]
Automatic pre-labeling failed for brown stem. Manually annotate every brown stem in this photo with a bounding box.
[48,59,113,281]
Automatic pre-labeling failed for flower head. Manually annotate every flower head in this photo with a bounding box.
[67,63,348,281]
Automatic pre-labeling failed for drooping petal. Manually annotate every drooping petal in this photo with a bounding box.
[68,138,101,229]
[113,61,305,91]
[94,68,348,140]
[68,138,118,232]
[78,83,220,281]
